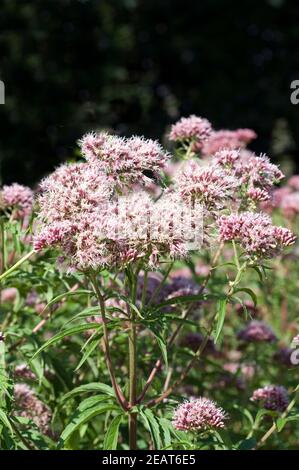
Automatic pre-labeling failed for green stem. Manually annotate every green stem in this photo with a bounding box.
[232,240,240,271]
[0,249,35,283]
[0,219,7,273]
[146,259,247,408]
[90,274,128,411]
[256,385,299,449]
[128,267,138,450]
[147,262,173,307]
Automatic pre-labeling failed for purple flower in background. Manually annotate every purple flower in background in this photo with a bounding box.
[251,385,289,412]
[0,183,33,218]
[237,321,277,343]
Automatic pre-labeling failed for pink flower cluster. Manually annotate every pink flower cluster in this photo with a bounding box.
[14,364,37,381]
[14,383,52,435]
[251,385,289,412]
[237,320,277,343]
[169,115,212,148]
[217,212,296,258]
[79,132,170,187]
[35,160,197,269]
[0,183,33,218]
[202,128,256,155]
[266,175,299,218]
[172,397,227,431]
[213,149,284,204]
[175,161,237,209]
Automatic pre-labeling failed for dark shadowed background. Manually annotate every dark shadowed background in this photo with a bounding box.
[1,0,299,185]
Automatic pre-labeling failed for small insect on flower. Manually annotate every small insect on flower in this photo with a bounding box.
[172,397,227,432]
[251,385,289,412]
[79,132,170,188]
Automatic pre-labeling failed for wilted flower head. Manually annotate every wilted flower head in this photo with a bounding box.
[217,212,296,258]
[237,320,277,343]
[169,115,212,149]
[79,132,170,187]
[14,383,52,435]
[202,129,256,155]
[251,385,289,412]
[0,183,33,218]
[175,161,237,209]
[172,397,227,431]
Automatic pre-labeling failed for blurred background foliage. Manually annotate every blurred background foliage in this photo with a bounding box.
[1,0,299,185]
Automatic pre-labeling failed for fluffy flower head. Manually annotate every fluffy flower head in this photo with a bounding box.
[172,397,227,431]
[0,183,33,218]
[169,115,212,148]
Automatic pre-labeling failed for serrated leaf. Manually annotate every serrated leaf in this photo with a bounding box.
[140,408,161,450]
[41,289,93,315]
[158,417,172,448]
[75,336,102,371]
[60,382,115,405]
[103,414,123,450]
[58,402,119,447]
[233,287,257,306]
[214,299,227,344]
[30,323,102,361]
[0,409,13,434]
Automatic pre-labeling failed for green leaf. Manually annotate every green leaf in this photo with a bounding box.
[238,437,256,450]
[233,287,257,306]
[30,323,102,361]
[75,335,102,371]
[40,289,93,314]
[214,299,227,344]
[159,418,172,448]
[60,382,115,405]
[140,408,161,450]
[58,402,119,448]
[276,417,287,432]
[152,333,168,370]
[103,414,123,450]
[0,409,13,434]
